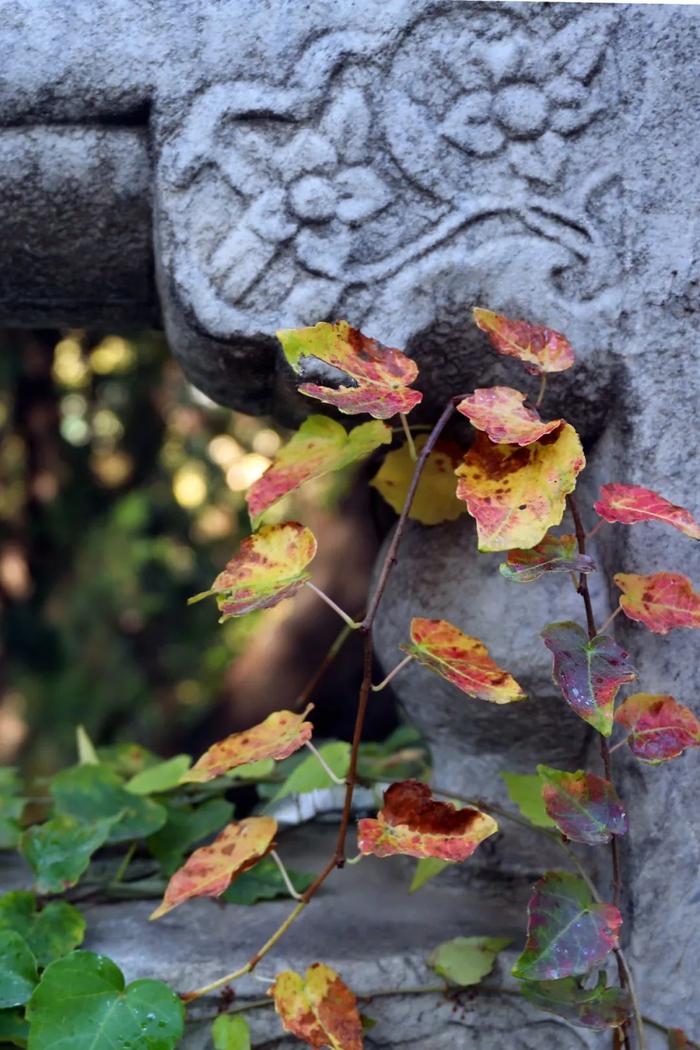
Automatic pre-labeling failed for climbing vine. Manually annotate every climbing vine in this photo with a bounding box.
[2,310,699,1049]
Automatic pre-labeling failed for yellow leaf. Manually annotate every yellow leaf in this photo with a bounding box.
[370,436,466,525]
[270,963,363,1049]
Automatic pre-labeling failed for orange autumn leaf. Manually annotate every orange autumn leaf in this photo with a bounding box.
[457,387,562,446]
[149,816,277,919]
[357,780,497,861]
[614,572,700,634]
[269,962,363,1050]
[614,694,700,763]
[594,483,700,540]
[277,321,422,420]
[473,308,575,375]
[182,705,314,784]
[188,522,317,620]
[455,424,585,552]
[247,416,391,526]
[370,435,466,525]
[402,618,526,703]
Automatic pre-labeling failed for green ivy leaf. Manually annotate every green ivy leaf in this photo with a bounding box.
[0,893,85,968]
[271,742,350,803]
[26,951,185,1050]
[0,1006,29,1047]
[409,857,451,893]
[50,765,167,843]
[0,931,37,1008]
[428,936,510,987]
[96,743,160,778]
[520,973,630,1030]
[125,755,191,796]
[212,1013,251,1050]
[222,856,313,906]
[501,772,556,829]
[0,769,26,850]
[20,814,115,894]
[147,799,234,877]
[76,725,100,766]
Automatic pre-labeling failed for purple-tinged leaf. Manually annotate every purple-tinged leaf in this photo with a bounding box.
[500,533,595,584]
[512,872,621,981]
[520,973,630,1031]
[614,693,700,763]
[537,766,627,845]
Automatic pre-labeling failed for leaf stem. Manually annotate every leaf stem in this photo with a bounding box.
[110,842,136,887]
[599,605,622,636]
[371,654,414,692]
[399,412,418,461]
[608,736,629,756]
[535,373,547,408]
[304,582,360,629]
[303,741,346,786]
[586,518,607,540]
[269,850,303,901]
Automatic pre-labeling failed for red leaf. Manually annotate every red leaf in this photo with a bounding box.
[149,817,276,919]
[594,483,700,540]
[182,705,314,784]
[357,780,498,861]
[537,766,627,845]
[473,308,575,375]
[541,622,637,736]
[614,572,700,634]
[512,872,621,981]
[500,532,596,583]
[614,693,700,763]
[269,963,363,1050]
[457,387,562,445]
[277,321,422,419]
[403,618,526,704]
[188,523,317,619]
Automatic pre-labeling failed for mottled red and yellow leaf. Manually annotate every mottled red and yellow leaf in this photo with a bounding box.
[614,693,700,763]
[457,387,562,445]
[247,416,391,525]
[455,425,585,552]
[512,872,621,981]
[182,706,314,784]
[473,308,575,375]
[149,817,276,919]
[521,974,630,1031]
[541,621,636,736]
[500,533,596,583]
[357,780,497,862]
[370,436,466,525]
[614,572,700,634]
[594,483,700,540]
[537,766,627,845]
[277,321,422,420]
[189,523,317,620]
[269,962,363,1050]
[402,618,526,704]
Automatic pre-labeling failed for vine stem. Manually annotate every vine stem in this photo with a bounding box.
[293,620,355,713]
[371,654,414,692]
[182,397,461,1004]
[304,582,361,629]
[568,494,645,1050]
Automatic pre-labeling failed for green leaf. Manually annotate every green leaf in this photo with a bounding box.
[221,856,313,906]
[20,814,115,894]
[0,1006,29,1046]
[96,743,159,778]
[0,932,37,1008]
[212,1013,251,1050]
[409,857,451,893]
[501,772,556,829]
[0,893,85,968]
[125,755,191,795]
[146,799,234,877]
[76,725,99,765]
[428,936,510,987]
[0,769,26,850]
[50,764,167,843]
[512,872,621,981]
[520,973,630,1030]
[26,951,185,1050]
[271,741,350,803]
[228,758,276,781]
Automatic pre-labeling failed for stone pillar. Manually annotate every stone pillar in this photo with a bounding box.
[2,0,699,1038]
